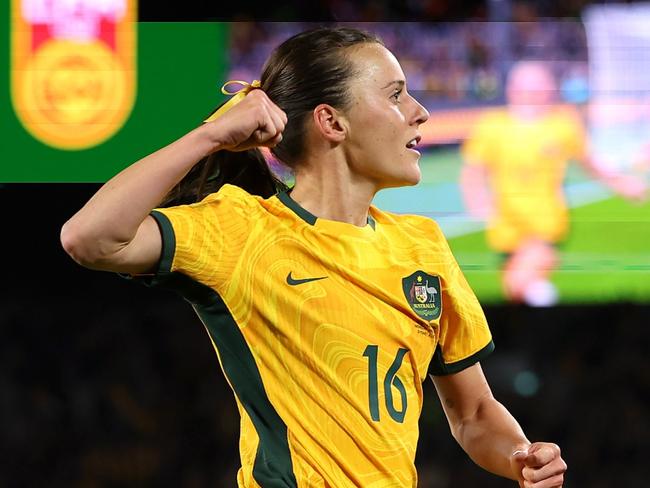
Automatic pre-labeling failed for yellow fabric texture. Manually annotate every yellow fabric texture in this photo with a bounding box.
[461,107,586,251]
[152,184,492,487]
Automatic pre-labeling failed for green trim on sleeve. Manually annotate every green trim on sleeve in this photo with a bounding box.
[117,210,176,287]
[428,340,495,376]
[149,210,175,274]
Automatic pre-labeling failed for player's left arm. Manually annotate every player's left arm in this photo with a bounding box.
[579,155,647,201]
[566,113,647,201]
[431,363,567,487]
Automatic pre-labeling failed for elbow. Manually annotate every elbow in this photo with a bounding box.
[60,220,89,266]
[60,220,102,268]
[449,419,466,446]
[448,392,493,447]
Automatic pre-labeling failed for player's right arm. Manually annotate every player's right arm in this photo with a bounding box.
[459,163,493,220]
[459,115,495,220]
[60,89,286,275]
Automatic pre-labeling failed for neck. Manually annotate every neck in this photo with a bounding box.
[289,155,377,228]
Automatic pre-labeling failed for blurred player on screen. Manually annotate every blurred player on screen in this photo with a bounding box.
[461,61,646,305]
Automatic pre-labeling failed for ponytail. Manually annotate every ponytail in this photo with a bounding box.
[163,26,382,208]
[161,125,288,208]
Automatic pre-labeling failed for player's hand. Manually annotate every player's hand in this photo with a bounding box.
[205,89,287,152]
[510,443,567,488]
[608,173,647,201]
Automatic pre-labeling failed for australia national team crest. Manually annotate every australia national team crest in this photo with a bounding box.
[402,271,442,321]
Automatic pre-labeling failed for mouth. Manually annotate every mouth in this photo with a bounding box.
[406,135,422,153]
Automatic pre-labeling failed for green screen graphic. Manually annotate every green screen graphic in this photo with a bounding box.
[1,21,229,182]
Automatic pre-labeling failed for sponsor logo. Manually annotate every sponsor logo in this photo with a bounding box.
[402,271,442,321]
[286,272,327,286]
[11,0,137,149]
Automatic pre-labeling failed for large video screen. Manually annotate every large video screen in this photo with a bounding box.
[1,2,229,182]
[227,19,650,304]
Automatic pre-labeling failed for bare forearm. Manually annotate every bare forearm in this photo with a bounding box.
[580,156,647,200]
[62,125,218,258]
[460,163,492,219]
[454,397,529,480]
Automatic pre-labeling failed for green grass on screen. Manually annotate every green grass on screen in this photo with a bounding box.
[375,148,650,304]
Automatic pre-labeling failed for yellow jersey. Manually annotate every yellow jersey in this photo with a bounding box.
[130,184,493,487]
[461,107,586,251]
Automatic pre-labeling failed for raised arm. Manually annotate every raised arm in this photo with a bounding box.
[60,89,287,274]
[431,364,567,487]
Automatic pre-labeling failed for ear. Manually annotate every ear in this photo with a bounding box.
[312,104,347,143]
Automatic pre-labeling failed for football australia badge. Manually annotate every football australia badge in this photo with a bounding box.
[10,0,137,150]
[402,271,442,321]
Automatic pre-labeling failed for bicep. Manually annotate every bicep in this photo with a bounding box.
[431,363,493,429]
[92,215,163,275]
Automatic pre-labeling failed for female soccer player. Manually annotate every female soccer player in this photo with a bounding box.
[61,27,567,487]
[461,61,646,306]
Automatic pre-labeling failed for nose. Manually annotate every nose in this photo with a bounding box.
[409,94,429,125]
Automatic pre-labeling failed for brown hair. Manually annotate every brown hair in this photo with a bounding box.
[162,26,382,207]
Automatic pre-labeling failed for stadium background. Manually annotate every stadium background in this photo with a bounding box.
[1,1,648,487]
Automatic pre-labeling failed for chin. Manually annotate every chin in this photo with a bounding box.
[382,171,421,189]
[401,165,422,186]
[403,175,421,187]
[374,159,422,189]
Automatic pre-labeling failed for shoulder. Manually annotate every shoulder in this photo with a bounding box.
[463,110,510,151]
[371,207,460,271]
[371,206,446,241]
[153,184,267,230]
[472,108,509,130]
[190,184,272,215]
[552,106,585,131]
[200,185,295,229]
[199,183,253,206]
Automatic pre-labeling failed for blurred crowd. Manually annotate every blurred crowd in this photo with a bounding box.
[228,18,587,109]
[140,0,629,23]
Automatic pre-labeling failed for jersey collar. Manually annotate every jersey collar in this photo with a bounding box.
[276,189,377,232]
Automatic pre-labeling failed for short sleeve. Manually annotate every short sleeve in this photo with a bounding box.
[460,112,498,168]
[427,224,494,376]
[120,184,255,294]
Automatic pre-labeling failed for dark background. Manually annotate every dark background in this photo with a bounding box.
[2,0,648,487]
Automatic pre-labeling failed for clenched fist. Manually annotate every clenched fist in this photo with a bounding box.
[510,443,567,488]
[204,88,287,153]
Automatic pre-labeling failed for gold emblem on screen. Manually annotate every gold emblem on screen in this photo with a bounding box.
[10,0,137,150]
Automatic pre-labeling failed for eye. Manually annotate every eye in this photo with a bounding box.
[391,88,403,102]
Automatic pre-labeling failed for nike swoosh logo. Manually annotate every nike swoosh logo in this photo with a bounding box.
[286,272,328,286]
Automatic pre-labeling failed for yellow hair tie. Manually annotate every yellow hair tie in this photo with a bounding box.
[203,80,261,123]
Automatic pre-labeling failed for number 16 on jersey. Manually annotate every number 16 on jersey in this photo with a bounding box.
[363,345,409,423]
